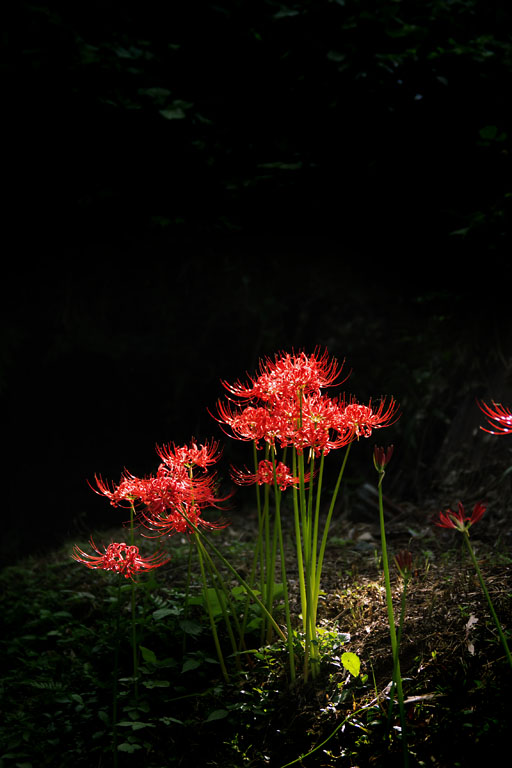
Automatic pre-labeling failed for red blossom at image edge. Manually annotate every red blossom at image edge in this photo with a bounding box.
[434,501,486,532]
[477,399,512,435]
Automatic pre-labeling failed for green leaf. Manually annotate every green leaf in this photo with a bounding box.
[159,107,186,120]
[257,162,302,171]
[139,86,172,100]
[117,721,153,730]
[142,680,170,689]
[205,709,229,722]
[139,646,157,664]
[159,715,184,725]
[179,619,203,637]
[182,658,201,673]
[479,125,497,140]
[159,101,193,121]
[117,742,142,753]
[202,587,226,617]
[341,652,361,677]
[450,228,470,236]
[230,585,248,599]
[152,607,176,621]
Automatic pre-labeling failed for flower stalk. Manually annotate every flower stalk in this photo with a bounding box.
[271,452,296,682]
[188,517,288,645]
[194,534,230,683]
[388,551,413,724]
[435,502,512,669]
[462,530,512,668]
[374,446,408,766]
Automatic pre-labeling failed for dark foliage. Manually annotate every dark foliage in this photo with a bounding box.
[4,0,511,245]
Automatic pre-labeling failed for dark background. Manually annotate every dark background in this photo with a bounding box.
[2,0,511,565]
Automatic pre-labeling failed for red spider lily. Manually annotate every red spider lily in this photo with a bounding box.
[156,438,222,469]
[90,442,231,537]
[221,347,348,403]
[90,465,193,520]
[72,538,170,579]
[216,391,353,457]
[435,501,486,533]
[89,470,144,507]
[125,465,191,517]
[373,444,394,471]
[287,392,352,457]
[341,397,400,439]
[139,461,231,535]
[141,501,231,537]
[477,400,512,435]
[214,401,289,449]
[231,459,306,491]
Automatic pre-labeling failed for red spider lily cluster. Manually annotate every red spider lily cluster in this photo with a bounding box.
[70,347,404,685]
[435,501,486,533]
[478,400,512,436]
[90,438,230,538]
[72,538,171,579]
[214,348,399,479]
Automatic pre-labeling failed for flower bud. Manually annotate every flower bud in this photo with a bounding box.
[373,444,394,471]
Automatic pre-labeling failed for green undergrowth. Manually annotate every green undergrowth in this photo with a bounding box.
[1,530,511,768]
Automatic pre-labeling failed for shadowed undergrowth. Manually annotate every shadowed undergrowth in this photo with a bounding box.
[2,497,511,768]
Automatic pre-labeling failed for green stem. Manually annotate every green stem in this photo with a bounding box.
[463,531,512,669]
[297,447,315,679]
[128,502,138,700]
[259,441,271,643]
[197,534,242,668]
[185,516,288,643]
[388,575,409,724]
[313,442,352,621]
[194,534,230,683]
[243,444,264,617]
[377,471,408,767]
[265,480,279,644]
[278,699,375,768]
[311,451,324,591]
[112,579,120,768]
[182,538,194,653]
[272,454,296,682]
[292,449,307,636]
[261,481,272,643]
[238,441,266,649]
[305,453,319,677]
[130,581,139,701]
